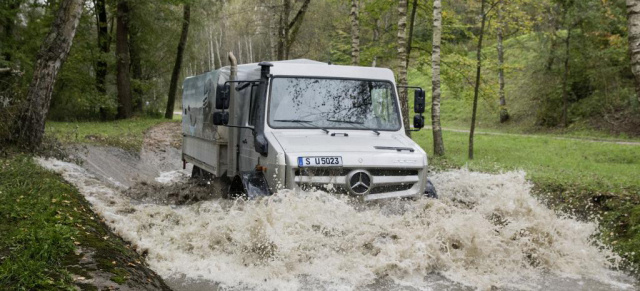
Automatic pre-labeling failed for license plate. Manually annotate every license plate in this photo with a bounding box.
[298,156,343,167]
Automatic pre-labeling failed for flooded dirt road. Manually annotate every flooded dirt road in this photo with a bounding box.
[37,123,637,290]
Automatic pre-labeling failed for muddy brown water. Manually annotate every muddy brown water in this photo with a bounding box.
[38,123,638,290]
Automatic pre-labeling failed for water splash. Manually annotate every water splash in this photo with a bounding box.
[37,158,633,290]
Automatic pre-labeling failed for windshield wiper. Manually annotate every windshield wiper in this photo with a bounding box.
[327,119,380,135]
[274,119,329,134]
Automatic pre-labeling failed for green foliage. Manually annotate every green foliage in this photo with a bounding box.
[49,7,117,121]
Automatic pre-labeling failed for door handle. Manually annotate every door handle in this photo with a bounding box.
[242,139,248,144]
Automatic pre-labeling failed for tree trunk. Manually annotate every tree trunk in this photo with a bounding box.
[406,0,418,69]
[249,38,254,63]
[95,0,109,119]
[497,0,509,123]
[397,0,410,137]
[215,35,222,68]
[371,18,379,67]
[164,4,191,119]
[546,26,559,71]
[627,0,640,104]
[14,0,84,148]
[129,4,143,113]
[95,0,108,93]
[561,28,571,128]
[116,0,132,119]
[284,0,311,59]
[269,9,278,60]
[274,0,311,60]
[431,0,445,156]
[469,0,487,160]
[208,28,213,69]
[277,0,291,60]
[350,0,360,65]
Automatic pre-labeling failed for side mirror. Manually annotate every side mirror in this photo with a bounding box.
[215,84,230,109]
[413,115,425,129]
[213,111,229,125]
[414,89,425,114]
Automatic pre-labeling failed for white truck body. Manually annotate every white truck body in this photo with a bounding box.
[182,59,430,201]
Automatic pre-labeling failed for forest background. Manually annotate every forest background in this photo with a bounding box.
[1,0,639,140]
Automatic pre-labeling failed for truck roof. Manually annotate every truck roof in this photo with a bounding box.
[219,59,396,82]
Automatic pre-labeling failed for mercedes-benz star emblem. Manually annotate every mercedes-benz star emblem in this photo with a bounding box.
[347,170,372,195]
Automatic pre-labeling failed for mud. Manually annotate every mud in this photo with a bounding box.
[40,122,638,291]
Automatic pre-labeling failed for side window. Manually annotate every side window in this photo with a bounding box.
[215,73,229,110]
[248,84,259,126]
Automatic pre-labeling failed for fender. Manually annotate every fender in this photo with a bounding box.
[228,171,271,199]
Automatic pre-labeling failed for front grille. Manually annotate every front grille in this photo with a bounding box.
[299,183,346,193]
[295,168,418,177]
[294,167,420,197]
[369,184,414,194]
[369,169,419,176]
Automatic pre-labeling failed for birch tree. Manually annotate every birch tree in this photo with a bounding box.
[431,0,445,156]
[397,0,410,137]
[627,0,640,104]
[350,0,360,65]
[14,0,83,148]
[496,0,509,123]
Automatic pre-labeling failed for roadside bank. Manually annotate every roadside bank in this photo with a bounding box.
[0,153,171,290]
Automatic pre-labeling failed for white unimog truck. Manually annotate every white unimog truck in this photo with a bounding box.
[181,57,436,200]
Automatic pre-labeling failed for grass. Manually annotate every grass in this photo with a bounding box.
[414,130,640,190]
[45,116,179,151]
[0,155,82,289]
[0,154,168,289]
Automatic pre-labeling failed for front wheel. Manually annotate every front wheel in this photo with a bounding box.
[226,175,246,199]
[424,178,438,199]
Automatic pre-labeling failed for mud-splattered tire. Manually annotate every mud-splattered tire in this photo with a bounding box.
[191,165,213,182]
[226,175,246,199]
[424,179,438,199]
[191,166,203,179]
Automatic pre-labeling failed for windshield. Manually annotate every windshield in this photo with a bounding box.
[268,77,402,131]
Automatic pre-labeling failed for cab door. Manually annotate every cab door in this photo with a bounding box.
[238,83,259,172]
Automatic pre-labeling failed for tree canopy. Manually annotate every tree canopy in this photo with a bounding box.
[1,0,638,142]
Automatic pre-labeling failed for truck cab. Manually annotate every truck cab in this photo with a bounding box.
[182,59,432,201]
